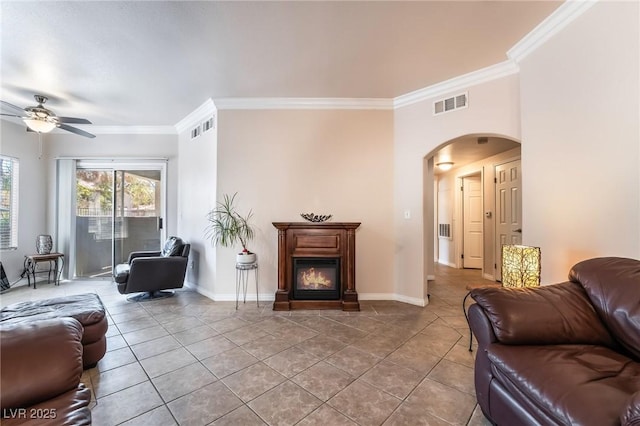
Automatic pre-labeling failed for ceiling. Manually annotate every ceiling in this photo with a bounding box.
[432,136,521,175]
[0,1,561,127]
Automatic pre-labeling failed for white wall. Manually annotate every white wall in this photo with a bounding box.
[177,116,218,298]
[394,75,522,303]
[0,122,47,283]
[216,109,395,302]
[520,1,640,282]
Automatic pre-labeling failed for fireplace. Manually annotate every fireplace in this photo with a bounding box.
[272,222,360,311]
[293,258,340,300]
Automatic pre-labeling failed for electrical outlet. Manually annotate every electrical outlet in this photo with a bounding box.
[189,260,195,269]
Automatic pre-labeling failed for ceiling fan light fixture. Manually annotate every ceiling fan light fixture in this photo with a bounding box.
[23,118,56,133]
[436,161,454,171]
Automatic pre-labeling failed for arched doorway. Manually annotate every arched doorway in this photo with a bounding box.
[424,134,521,284]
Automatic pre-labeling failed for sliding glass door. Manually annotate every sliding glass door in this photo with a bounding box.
[74,162,165,278]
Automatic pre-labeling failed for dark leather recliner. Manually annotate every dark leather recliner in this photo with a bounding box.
[114,236,190,301]
[468,257,640,426]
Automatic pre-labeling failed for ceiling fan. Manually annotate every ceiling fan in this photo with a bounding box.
[1,95,95,138]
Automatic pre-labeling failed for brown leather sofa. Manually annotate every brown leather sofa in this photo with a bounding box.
[0,293,108,368]
[0,317,91,425]
[468,257,640,426]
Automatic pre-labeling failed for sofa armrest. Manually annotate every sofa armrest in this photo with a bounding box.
[1,318,84,410]
[468,303,498,349]
[128,251,161,263]
[470,281,615,346]
[622,391,640,426]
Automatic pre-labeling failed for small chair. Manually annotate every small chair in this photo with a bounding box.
[114,236,190,301]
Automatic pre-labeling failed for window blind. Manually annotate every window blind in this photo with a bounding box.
[0,156,19,250]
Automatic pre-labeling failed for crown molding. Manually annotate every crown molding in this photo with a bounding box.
[0,117,177,135]
[76,126,177,135]
[174,98,217,133]
[393,60,519,109]
[214,97,393,110]
[507,0,598,63]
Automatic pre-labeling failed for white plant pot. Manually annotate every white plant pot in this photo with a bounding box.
[236,253,257,264]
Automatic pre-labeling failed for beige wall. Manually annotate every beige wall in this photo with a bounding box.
[394,75,522,303]
[520,1,640,283]
[216,109,394,301]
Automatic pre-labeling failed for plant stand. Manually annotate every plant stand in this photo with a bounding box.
[235,262,258,310]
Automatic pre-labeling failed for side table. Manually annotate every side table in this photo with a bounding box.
[463,282,500,351]
[235,262,258,310]
[24,253,65,289]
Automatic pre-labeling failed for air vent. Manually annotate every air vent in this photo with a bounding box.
[434,92,468,116]
[438,223,451,239]
[202,116,215,133]
[190,125,201,140]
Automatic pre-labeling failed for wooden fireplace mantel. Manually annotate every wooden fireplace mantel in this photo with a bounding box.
[272,222,361,311]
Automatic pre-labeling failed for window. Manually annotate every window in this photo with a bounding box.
[0,156,19,250]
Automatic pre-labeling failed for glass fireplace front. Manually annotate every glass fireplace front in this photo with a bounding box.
[292,257,340,300]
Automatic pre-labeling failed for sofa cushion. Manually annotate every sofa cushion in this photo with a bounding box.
[569,257,640,361]
[0,318,85,410]
[487,344,640,426]
[161,236,185,257]
[471,281,615,346]
[0,293,106,327]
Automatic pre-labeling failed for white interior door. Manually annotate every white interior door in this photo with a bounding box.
[463,175,483,269]
[495,159,522,280]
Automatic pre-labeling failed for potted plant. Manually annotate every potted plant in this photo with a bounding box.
[206,193,256,264]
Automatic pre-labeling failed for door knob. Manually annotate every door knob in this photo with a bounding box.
[514,228,522,233]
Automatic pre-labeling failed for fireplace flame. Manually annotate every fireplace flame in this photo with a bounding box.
[301,268,333,289]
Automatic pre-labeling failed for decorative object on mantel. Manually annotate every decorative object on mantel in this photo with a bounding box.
[205,193,257,264]
[36,234,53,255]
[300,213,332,223]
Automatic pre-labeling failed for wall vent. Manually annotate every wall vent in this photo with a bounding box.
[190,125,201,140]
[438,223,451,239]
[202,116,215,133]
[434,92,468,115]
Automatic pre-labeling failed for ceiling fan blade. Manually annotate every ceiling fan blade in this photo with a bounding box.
[1,113,25,118]
[57,116,92,124]
[1,100,26,114]
[57,123,95,139]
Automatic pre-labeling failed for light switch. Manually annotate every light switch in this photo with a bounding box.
[404,210,411,219]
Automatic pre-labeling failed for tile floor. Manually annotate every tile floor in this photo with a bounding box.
[0,264,493,426]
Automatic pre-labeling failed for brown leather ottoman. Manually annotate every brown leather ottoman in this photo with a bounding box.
[0,293,108,369]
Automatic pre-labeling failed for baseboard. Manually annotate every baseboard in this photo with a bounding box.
[438,260,457,268]
[209,293,275,302]
[426,275,435,281]
[359,293,426,307]
[186,283,424,307]
[184,282,275,303]
[483,273,496,281]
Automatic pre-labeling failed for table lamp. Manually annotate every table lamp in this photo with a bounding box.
[501,244,541,287]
